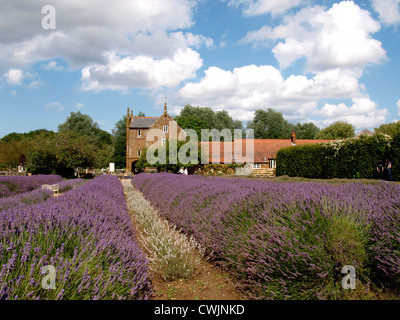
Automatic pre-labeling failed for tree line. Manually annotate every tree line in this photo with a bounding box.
[1,105,399,176]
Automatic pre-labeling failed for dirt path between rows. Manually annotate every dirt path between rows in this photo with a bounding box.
[121,180,243,300]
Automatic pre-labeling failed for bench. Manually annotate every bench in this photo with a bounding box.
[42,184,60,195]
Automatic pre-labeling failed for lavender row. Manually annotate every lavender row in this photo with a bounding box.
[0,175,63,198]
[132,173,400,299]
[0,179,85,213]
[1,175,152,300]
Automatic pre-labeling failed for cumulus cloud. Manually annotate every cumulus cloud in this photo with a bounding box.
[0,0,208,91]
[43,61,64,71]
[176,62,387,129]
[370,0,400,26]
[173,1,388,129]
[81,48,203,92]
[4,69,24,86]
[224,0,303,16]
[243,1,386,72]
[312,96,389,129]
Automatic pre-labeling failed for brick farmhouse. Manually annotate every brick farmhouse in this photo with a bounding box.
[126,105,331,175]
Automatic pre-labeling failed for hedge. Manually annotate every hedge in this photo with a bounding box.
[276,132,394,180]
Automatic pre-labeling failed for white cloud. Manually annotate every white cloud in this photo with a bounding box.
[0,0,208,91]
[312,96,389,129]
[10,90,17,98]
[243,1,386,72]
[224,0,303,16]
[43,61,64,71]
[174,1,387,129]
[74,103,84,109]
[46,102,65,111]
[176,63,387,129]
[4,69,24,85]
[81,48,203,92]
[397,99,400,116]
[371,0,400,26]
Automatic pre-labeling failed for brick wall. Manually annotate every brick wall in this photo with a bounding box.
[126,108,184,173]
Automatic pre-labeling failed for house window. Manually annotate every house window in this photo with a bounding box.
[137,129,141,137]
[252,164,261,169]
[137,150,141,157]
[162,138,167,146]
[163,125,168,133]
[269,159,276,169]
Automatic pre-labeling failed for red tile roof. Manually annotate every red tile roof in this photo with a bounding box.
[200,139,332,164]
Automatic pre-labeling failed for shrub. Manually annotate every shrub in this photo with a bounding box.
[276,133,391,180]
[0,175,152,300]
[132,173,400,299]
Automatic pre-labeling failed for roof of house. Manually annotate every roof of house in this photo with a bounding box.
[129,117,159,129]
[200,139,332,163]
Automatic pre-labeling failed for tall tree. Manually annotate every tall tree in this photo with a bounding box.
[111,115,128,169]
[26,131,97,177]
[247,109,292,139]
[315,121,355,140]
[58,111,113,146]
[374,122,400,137]
[293,122,320,139]
[175,105,243,141]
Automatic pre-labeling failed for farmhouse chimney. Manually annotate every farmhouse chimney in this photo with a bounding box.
[291,131,297,145]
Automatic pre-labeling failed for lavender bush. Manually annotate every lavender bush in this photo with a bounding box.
[0,175,63,198]
[1,175,152,300]
[0,179,85,213]
[132,173,400,299]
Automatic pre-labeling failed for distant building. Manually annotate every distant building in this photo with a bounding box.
[126,103,184,173]
[126,110,332,176]
[201,131,332,176]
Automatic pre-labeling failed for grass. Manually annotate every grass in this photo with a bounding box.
[124,182,205,281]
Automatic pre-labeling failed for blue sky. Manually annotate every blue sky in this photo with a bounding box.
[1,0,400,139]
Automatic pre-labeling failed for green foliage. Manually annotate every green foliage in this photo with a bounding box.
[389,131,400,181]
[135,138,201,173]
[374,121,400,137]
[175,105,243,141]
[0,129,55,143]
[111,115,127,169]
[58,111,113,146]
[293,122,320,139]
[276,133,392,180]
[247,108,292,139]
[315,121,355,140]
[26,131,97,177]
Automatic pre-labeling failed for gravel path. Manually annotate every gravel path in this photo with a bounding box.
[121,179,242,300]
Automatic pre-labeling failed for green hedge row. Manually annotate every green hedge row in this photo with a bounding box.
[276,132,399,180]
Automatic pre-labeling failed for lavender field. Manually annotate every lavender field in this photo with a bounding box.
[1,175,152,300]
[132,173,400,299]
[0,175,63,198]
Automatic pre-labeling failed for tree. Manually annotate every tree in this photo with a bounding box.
[26,131,97,177]
[247,109,292,139]
[293,122,320,139]
[175,105,243,141]
[136,138,201,173]
[374,122,400,137]
[0,129,55,143]
[111,115,127,169]
[175,115,210,141]
[315,121,355,140]
[58,111,113,146]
